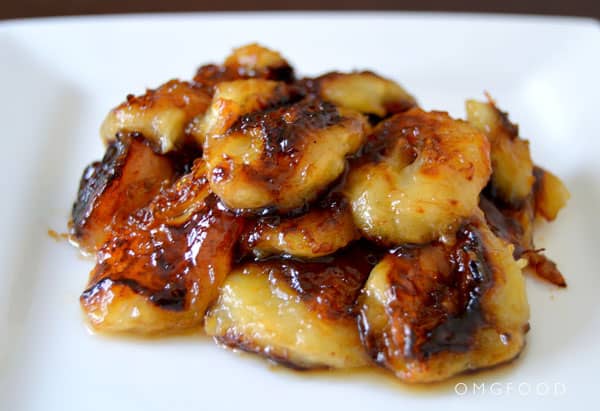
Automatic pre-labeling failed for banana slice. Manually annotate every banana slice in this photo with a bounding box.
[80,160,244,334]
[308,71,416,117]
[239,196,359,259]
[205,244,379,369]
[358,216,529,383]
[71,134,174,253]
[466,98,534,207]
[345,108,491,245]
[101,80,211,153]
[197,79,368,212]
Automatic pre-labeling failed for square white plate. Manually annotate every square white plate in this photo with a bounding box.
[0,12,599,411]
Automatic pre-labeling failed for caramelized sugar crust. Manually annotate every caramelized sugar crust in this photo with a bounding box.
[80,161,244,333]
[71,134,175,253]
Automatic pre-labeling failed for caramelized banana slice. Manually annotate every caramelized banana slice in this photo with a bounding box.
[101,80,211,153]
[240,196,359,259]
[345,108,491,245]
[194,79,292,139]
[198,80,368,212]
[205,244,379,369]
[306,71,416,117]
[81,160,243,334]
[358,217,529,383]
[193,43,294,93]
[71,134,175,253]
[466,98,534,206]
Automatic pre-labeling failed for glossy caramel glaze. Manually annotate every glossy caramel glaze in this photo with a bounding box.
[101,80,211,153]
[71,134,175,253]
[81,160,244,333]
[258,241,382,321]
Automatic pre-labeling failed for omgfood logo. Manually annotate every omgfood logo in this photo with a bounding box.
[454,382,567,396]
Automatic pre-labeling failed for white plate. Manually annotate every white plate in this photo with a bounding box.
[0,12,599,411]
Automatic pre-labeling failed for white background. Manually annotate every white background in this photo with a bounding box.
[0,13,599,411]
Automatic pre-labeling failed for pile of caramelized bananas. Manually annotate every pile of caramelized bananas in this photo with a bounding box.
[70,44,569,383]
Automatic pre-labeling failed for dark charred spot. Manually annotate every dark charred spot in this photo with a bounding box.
[352,113,423,167]
[82,277,187,311]
[230,97,342,159]
[367,114,384,126]
[192,64,247,95]
[166,144,203,177]
[213,97,347,215]
[420,226,491,357]
[71,136,130,238]
[481,187,566,287]
[264,64,295,83]
[71,133,178,246]
[482,180,526,210]
[480,195,527,258]
[495,106,519,139]
[532,166,544,195]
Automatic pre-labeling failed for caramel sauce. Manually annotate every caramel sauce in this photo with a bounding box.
[47,228,69,242]
[83,311,522,394]
[224,340,523,394]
